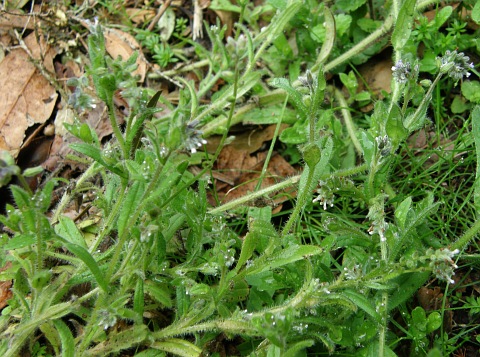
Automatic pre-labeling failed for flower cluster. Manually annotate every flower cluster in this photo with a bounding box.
[367,194,388,242]
[391,59,419,84]
[312,180,335,210]
[437,50,474,82]
[184,119,207,153]
[424,247,460,284]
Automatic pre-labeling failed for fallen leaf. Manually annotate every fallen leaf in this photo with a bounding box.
[213,144,297,209]
[207,124,288,154]
[0,32,58,158]
[0,262,12,310]
[125,8,156,24]
[104,28,147,82]
[0,9,36,29]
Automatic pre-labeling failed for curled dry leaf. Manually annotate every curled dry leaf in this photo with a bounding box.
[104,28,147,82]
[0,32,58,158]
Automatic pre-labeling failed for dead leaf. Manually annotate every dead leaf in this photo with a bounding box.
[104,28,147,82]
[125,8,156,24]
[0,32,58,158]
[0,9,35,30]
[213,145,297,208]
[212,9,234,38]
[207,124,288,154]
[0,262,12,310]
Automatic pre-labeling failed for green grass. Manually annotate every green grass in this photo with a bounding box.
[1,0,480,356]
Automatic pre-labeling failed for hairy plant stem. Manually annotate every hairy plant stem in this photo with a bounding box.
[314,0,440,73]
[148,59,210,78]
[255,96,289,191]
[334,87,362,155]
[90,185,126,253]
[208,163,368,214]
[452,217,480,251]
[281,165,316,236]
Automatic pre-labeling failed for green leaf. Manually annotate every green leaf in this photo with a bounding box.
[342,289,382,324]
[70,143,103,163]
[451,95,471,114]
[395,196,412,229]
[426,311,442,333]
[387,272,430,311]
[117,181,145,237]
[246,244,323,276]
[64,243,108,292]
[152,338,201,357]
[144,280,172,308]
[461,80,480,103]
[23,166,43,178]
[269,78,307,119]
[317,6,335,65]
[361,131,375,166]
[133,278,144,322]
[55,216,87,248]
[64,122,98,144]
[235,227,257,272]
[411,306,427,331]
[386,103,407,148]
[239,106,297,125]
[52,320,75,357]
[335,14,352,37]
[10,185,31,209]
[473,0,480,24]
[360,340,397,357]
[335,0,366,12]
[84,325,149,356]
[391,0,416,51]
[284,340,314,357]
[279,122,309,144]
[432,6,453,30]
[3,233,35,250]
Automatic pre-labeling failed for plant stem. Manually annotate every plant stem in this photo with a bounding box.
[255,96,288,191]
[334,87,363,155]
[452,218,480,251]
[315,0,440,73]
[209,163,368,214]
[281,165,316,236]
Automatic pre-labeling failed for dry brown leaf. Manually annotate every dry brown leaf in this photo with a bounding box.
[0,9,36,30]
[207,124,288,154]
[0,262,12,310]
[104,28,147,82]
[125,8,156,24]
[213,145,297,207]
[212,9,234,38]
[0,32,57,158]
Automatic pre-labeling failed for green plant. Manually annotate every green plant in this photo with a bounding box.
[1,0,479,356]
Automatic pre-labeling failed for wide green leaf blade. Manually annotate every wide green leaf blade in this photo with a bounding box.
[52,319,75,357]
[391,0,416,51]
[64,243,108,292]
